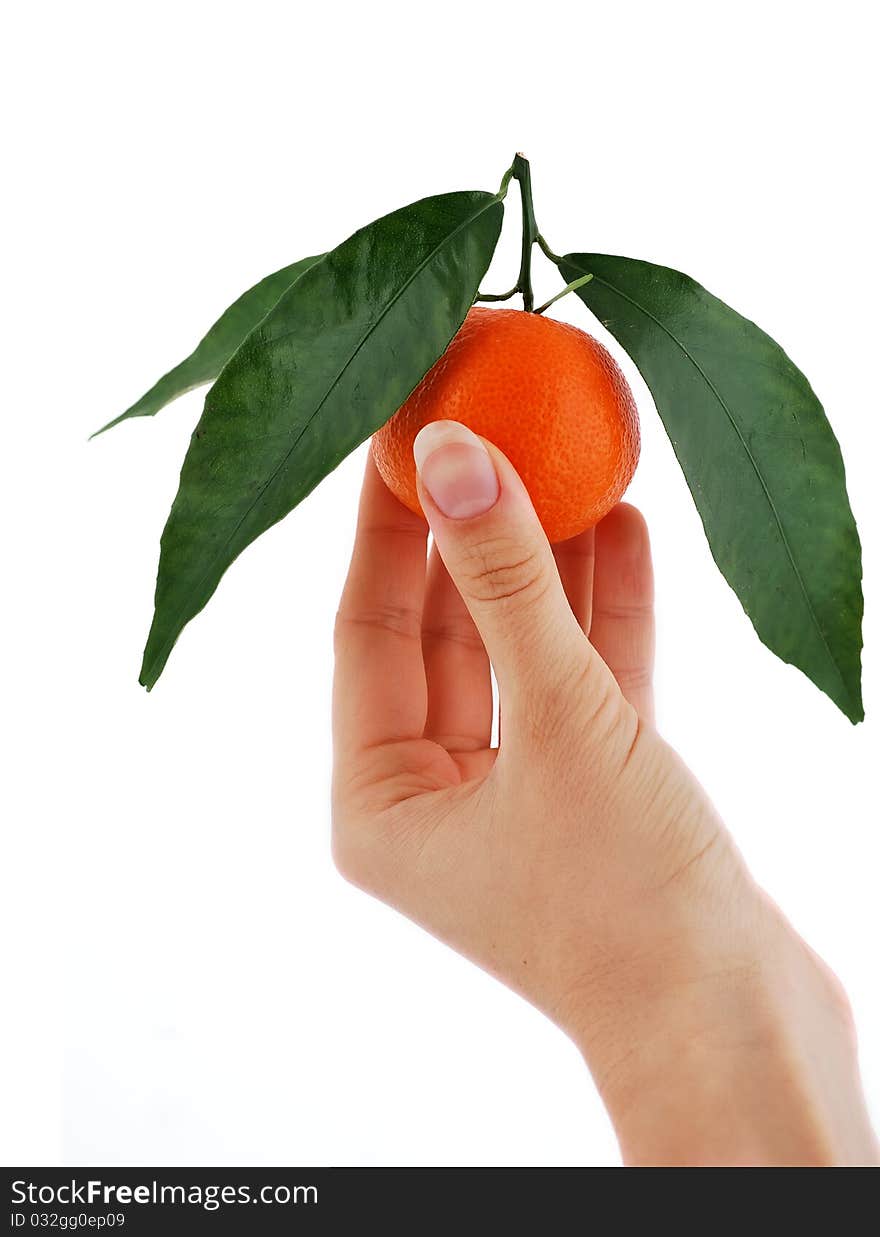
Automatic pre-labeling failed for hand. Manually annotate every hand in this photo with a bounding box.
[332,420,877,1166]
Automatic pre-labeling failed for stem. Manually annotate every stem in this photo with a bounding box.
[497,162,516,198]
[537,233,562,264]
[475,286,519,304]
[495,156,565,313]
[511,154,539,312]
[534,271,594,315]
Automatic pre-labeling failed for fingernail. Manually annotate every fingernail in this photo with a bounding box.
[413,421,500,519]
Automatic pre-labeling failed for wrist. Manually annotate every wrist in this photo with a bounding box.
[568,892,877,1166]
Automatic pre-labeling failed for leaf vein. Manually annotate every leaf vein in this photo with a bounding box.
[145,195,499,681]
[574,264,848,703]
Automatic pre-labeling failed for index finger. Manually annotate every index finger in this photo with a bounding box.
[332,453,429,759]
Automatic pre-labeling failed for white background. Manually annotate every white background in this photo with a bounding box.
[3,1,878,1167]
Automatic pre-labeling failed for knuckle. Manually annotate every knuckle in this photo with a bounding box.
[330,822,360,885]
[459,536,548,607]
[612,665,653,695]
[329,791,362,886]
[594,600,653,622]
[421,615,484,652]
[333,602,421,649]
[330,755,418,895]
[330,810,379,893]
[330,771,379,891]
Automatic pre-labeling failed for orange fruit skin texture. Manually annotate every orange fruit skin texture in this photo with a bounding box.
[371,306,640,543]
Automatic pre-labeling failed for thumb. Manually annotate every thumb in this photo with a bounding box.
[414,420,595,704]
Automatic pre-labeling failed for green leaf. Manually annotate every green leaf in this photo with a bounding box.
[140,190,503,688]
[560,253,863,722]
[92,254,324,436]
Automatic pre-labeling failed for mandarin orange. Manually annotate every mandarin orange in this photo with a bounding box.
[371,306,639,542]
